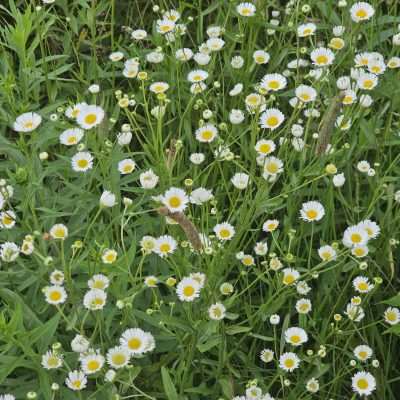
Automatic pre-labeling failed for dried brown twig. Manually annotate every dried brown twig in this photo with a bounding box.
[315,91,345,156]
[157,206,203,251]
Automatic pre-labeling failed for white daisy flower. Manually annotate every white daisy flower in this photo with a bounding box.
[120,328,155,355]
[190,187,213,205]
[282,268,300,285]
[295,85,317,103]
[260,73,287,91]
[350,2,375,23]
[208,303,226,320]
[65,370,87,391]
[44,285,67,305]
[237,2,256,17]
[41,350,63,369]
[297,23,317,37]
[176,277,201,302]
[88,274,109,290]
[65,102,87,119]
[352,245,369,258]
[357,73,378,90]
[0,242,20,262]
[300,201,325,222]
[59,128,84,146]
[213,222,235,241]
[296,298,312,314]
[140,169,159,189]
[154,235,177,257]
[351,371,376,396]
[231,173,250,190]
[384,307,400,325]
[279,352,301,372]
[187,69,208,83]
[76,105,105,130]
[162,187,189,213]
[71,151,93,172]
[118,158,136,175]
[106,346,130,369]
[102,249,117,264]
[260,348,274,363]
[253,50,270,64]
[0,210,16,229]
[354,345,373,362]
[310,47,335,67]
[109,51,124,61]
[156,19,175,34]
[13,112,42,132]
[100,190,116,208]
[175,48,193,61]
[284,327,308,346]
[262,219,279,232]
[195,124,218,143]
[149,81,169,94]
[343,225,369,248]
[80,352,105,375]
[83,289,107,310]
[259,108,285,130]
[318,245,337,261]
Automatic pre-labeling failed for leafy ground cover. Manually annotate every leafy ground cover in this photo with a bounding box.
[0,0,400,399]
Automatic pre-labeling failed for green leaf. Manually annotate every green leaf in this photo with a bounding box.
[161,366,179,400]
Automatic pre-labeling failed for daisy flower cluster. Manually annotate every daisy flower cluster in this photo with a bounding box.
[1,0,400,399]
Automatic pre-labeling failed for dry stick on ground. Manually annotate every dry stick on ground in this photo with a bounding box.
[315,91,345,156]
[157,206,203,251]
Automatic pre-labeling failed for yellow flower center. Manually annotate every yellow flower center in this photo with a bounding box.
[306,210,318,220]
[290,335,301,344]
[72,380,82,389]
[354,247,365,257]
[357,378,368,390]
[77,159,89,169]
[112,353,126,365]
[316,55,328,65]
[128,338,142,350]
[123,164,134,173]
[24,121,34,129]
[71,109,80,118]
[363,80,374,89]
[201,130,213,140]
[93,281,105,289]
[168,196,182,208]
[321,252,332,260]
[255,56,265,63]
[67,136,77,144]
[351,233,362,243]
[359,351,367,359]
[268,81,280,89]
[358,282,369,291]
[259,143,271,153]
[2,215,13,225]
[283,274,295,285]
[49,291,62,301]
[47,356,59,367]
[387,311,396,321]
[87,360,100,371]
[266,162,279,174]
[300,93,310,102]
[356,9,368,19]
[93,298,104,306]
[183,285,195,297]
[84,113,97,125]
[266,116,279,127]
[159,243,171,253]
[219,228,231,238]
[284,359,295,368]
[303,28,312,35]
